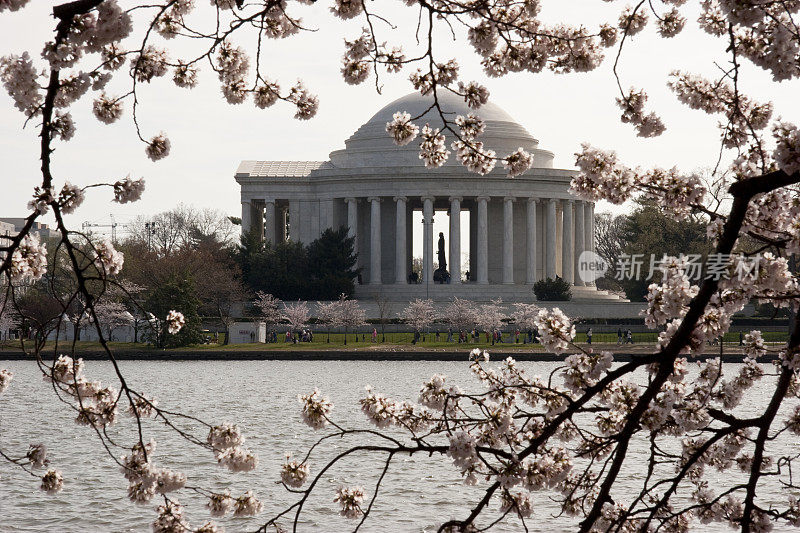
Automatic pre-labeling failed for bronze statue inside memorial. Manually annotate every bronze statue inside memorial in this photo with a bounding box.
[433,232,451,283]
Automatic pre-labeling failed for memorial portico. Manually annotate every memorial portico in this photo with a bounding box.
[235,92,621,303]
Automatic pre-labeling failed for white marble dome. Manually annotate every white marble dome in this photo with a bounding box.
[329,92,555,170]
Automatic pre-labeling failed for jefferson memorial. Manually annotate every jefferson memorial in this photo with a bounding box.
[236,92,623,304]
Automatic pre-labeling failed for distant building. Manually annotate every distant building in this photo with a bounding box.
[0,218,59,241]
[235,92,623,305]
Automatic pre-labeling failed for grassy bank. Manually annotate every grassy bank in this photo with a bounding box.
[0,328,789,356]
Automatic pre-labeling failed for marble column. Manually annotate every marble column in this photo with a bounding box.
[526,197,537,284]
[264,198,276,245]
[241,200,252,235]
[584,202,594,286]
[561,200,574,284]
[369,197,381,284]
[288,199,300,242]
[503,197,515,284]
[394,196,407,284]
[422,197,434,285]
[281,207,289,242]
[476,196,489,284]
[345,197,358,258]
[449,196,462,284]
[574,201,585,287]
[546,198,557,279]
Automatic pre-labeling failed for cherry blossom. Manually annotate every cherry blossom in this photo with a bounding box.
[27,186,54,215]
[502,147,534,177]
[206,490,233,517]
[233,490,263,517]
[10,233,48,283]
[40,469,63,495]
[418,125,450,168]
[532,308,575,354]
[0,368,12,393]
[334,486,365,518]
[145,133,171,161]
[165,310,184,334]
[281,454,310,488]
[400,298,435,333]
[113,176,145,203]
[92,94,123,124]
[57,182,84,214]
[773,121,800,176]
[386,111,419,146]
[93,239,124,276]
[298,388,333,429]
[0,52,41,115]
[26,443,48,468]
[571,144,635,204]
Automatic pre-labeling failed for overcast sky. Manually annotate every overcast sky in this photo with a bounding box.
[0,1,796,244]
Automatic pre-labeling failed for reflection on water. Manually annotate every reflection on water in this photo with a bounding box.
[0,359,790,532]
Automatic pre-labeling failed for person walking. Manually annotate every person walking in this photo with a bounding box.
[626,330,633,344]
[372,328,377,343]
[617,328,623,345]
[587,328,593,345]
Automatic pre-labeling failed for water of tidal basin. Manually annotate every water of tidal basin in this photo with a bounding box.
[0,359,792,532]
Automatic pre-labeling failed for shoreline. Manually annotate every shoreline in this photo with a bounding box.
[0,350,770,362]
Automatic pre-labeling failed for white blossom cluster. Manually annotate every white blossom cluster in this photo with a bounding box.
[92,93,123,124]
[532,308,575,354]
[418,124,450,168]
[57,183,85,214]
[562,351,614,393]
[385,111,419,146]
[280,454,310,488]
[503,147,534,177]
[165,310,184,334]
[93,239,124,276]
[10,233,48,283]
[207,424,258,472]
[360,385,433,433]
[298,388,333,429]
[121,439,186,504]
[0,52,41,115]
[40,469,63,495]
[113,176,145,203]
[642,257,699,328]
[0,368,12,393]
[45,355,122,427]
[616,88,665,138]
[145,133,171,162]
[773,121,800,176]
[743,330,767,359]
[27,186,54,215]
[334,486,365,519]
[571,143,635,204]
